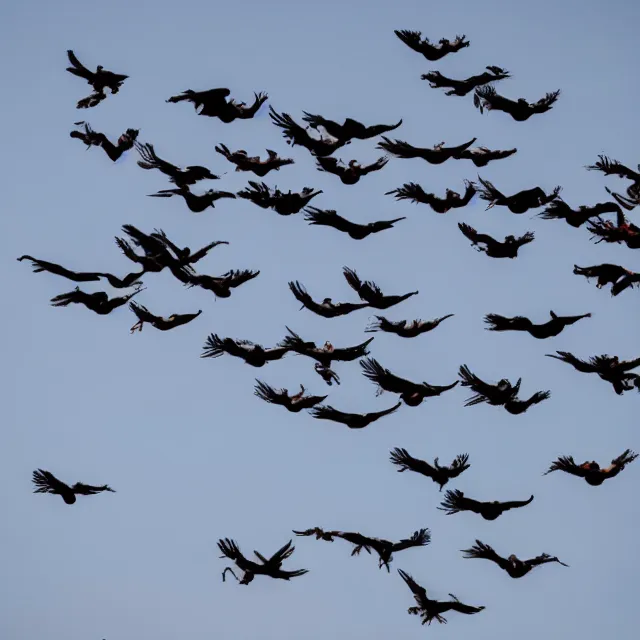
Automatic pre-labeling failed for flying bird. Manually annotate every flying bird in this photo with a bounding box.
[439,490,534,520]
[167,88,267,122]
[422,66,510,96]
[543,449,638,486]
[476,176,561,213]
[215,144,294,176]
[217,538,308,585]
[461,540,568,578]
[32,469,115,504]
[70,122,138,161]
[50,287,141,315]
[149,229,229,267]
[573,263,640,296]
[360,357,458,406]
[386,181,476,214]
[308,402,402,429]
[315,363,340,387]
[394,30,470,61]
[148,186,236,213]
[397,569,485,626]
[586,155,640,211]
[456,145,518,167]
[237,182,322,215]
[301,112,402,142]
[315,156,389,185]
[474,86,560,121]
[129,302,202,333]
[343,267,418,309]
[293,527,430,571]
[66,49,128,108]
[458,223,534,258]
[184,268,259,298]
[254,380,327,412]
[377,136,476,165]
[538,199,623,227]
[587,213,640,249]
[289,281,369,318]
[304,207,406,240]
[484,311,591,339]
[201,334,289,367]
[389,448,470,491]
[366,314,454,338]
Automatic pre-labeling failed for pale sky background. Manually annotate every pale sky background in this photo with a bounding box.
[1,1,639,639]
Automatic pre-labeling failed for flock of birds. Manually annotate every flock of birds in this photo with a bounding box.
[20,30,640,629]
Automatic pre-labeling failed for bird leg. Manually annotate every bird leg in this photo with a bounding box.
[351,545,364,556]
[130,320,144,333]
[221,567,239,583]
[408,607,421,616]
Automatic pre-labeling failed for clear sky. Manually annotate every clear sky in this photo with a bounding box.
[1,0,639,638]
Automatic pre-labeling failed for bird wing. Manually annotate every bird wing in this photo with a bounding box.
[587,155,639,181]
[264,539,295,566]
[389,447,437,478]
[269,107,313,147]
[201,334,256,359]
[461,540,510,570]
[514,231,535,247]
[186,241,229,264]
[457,222,494,246]
[392,528,431,552]
[129,302,159,323]
[385,182,434,205]
[360,156,389,174]
[602,449,639,476]
[377,137,429,159]
[289,280,323,313]
[543,455,588,477]
[218,269,260,288]
[362,120,403,138]
[531,90,561,113]
[447,453,471,477]
[364,402,402,421]
[304,207,354,232]
[394,30,431,54]
[253,380,289,406]
[135,142,179,176]
[397,569,428,605]
[308,405,356,425]
[438,489,483,515]
[17,256,102,283]
[498,495,534,511]
[331,337,374,361]
[66,50,94,81]
[360,357,421,394]
[545,351,598,373]
[115,237,142,263]
[474,85,514,113]
[217,538,248,563]
[71,482,115,495]
[316,156,342,175]
[32,469,69,494]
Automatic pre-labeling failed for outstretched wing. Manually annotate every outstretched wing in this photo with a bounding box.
[361,156,389,174]
[71,482,115,495]
[438,489,483,515]
[394,30,430,54]
[389,447,437,478]
[385,182,434,205]
[377,137,426,159]
[448,453,471,477]
[254,380,288,406]
[497,495,534,511]
[331,337,375,361]
[66,50,94,82]
[308,405,356,424]
[360,357,420,394]
[514,231,536,247]
[304,207,354,232]
[397,569,428,604]
[217,538,247,562]
[269,107,313,147]
[32,469,69,494]
[543,455,587,477]
[316,156,342,175]
[129,301,159,324]
[457,222,494,246]
[602,449,639,476]
[289,280,322,313]
[392,528,431,552]
[587,155,639,181]
[461,540,510,570]
[531,90,561,113]
[364,402,402,421]
[545,351,598,373]
[219,269,260,288]
[135,142,178,176]
[201,334,258,360]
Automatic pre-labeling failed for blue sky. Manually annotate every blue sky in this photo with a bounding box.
[1,0,639,638]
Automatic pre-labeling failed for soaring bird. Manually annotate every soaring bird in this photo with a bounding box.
[390,448,470,491]
[343,267,418,309]
[50,287,141,315]
[201,334,289,367]
[586,155,640,211]
[66,49,128,108]
[360,357,458,406]
[538,199,623,228]
[394,30,470,61]
[293,527,430,571]
[237,182,322,215]
[422,66,510,96]
[148,186,236,213]
[377,136,476,165]
[129,302,202,333]
[269,107,350,156]
[254,381,327,412]
[70,122,138,162]
[32,469,115,504]
[217,538,308,585]
[456,145,517,167]
[476,177,561,213]
[461,540,568,578]
[458,223,534,258]
[304,207,405,240]
[543,449,638,486]
[301,113,402,142]
[167,88,267,122]
[573,263,640,296]
[474,86,560,121]
[288,281,369,318]
[184,268,259,298]
[215,144,294,176]
[308,402,402,429]
[397,569,485,626]
[484,311,591,339]
[135,142,221,188]
[439,490,534,520]
[315,156,389,185]
[386,181,475,214]
[366,314,454,338]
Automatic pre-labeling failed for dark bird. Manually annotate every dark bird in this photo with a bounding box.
[147,186,236,213]
[70,122,138,161]
[50,286,141,315]
[587,212,640,249]
[456,145,518,167]
[573,263,640,296]
[543,449,638,486]
[308,402,402,429]
[476,176,561,213]
[386,181,476,214]
[343,267,418,309]
[301,112,402,142]
[254,380,327,412]
[484,311,591,339]
[397,569,485,626]
[538,199,623,227]
[135,142,221,188]
[315,156,389,185]
[461,540,568,577]
[422,66,510,96]
[377,136,476,165]
[66,49,128,108]
[586,155,640,211]
[237,182,322,215]
[17,255,144,289]
[167,88,267,123]
[315,363,340,386]
[545,351,640,395]
[217,538,308,585]
[360,357,459,406]
[439,490,534,520]
[215,143,294,176]
[129,302,201,333]
[366,314,454,338]
[474,86,560,121]
[293,527,430,571]
[149,229,229,266]
[289,281,369,318]
[394,30,470,61]
[201,334,289,367]
[115,236,165,274]
[185,269,259,298]
[458,223,534,258]
[304,207,405,240]
[390,448,470,491]
[269,106,350,156]
[32,469,115,504]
